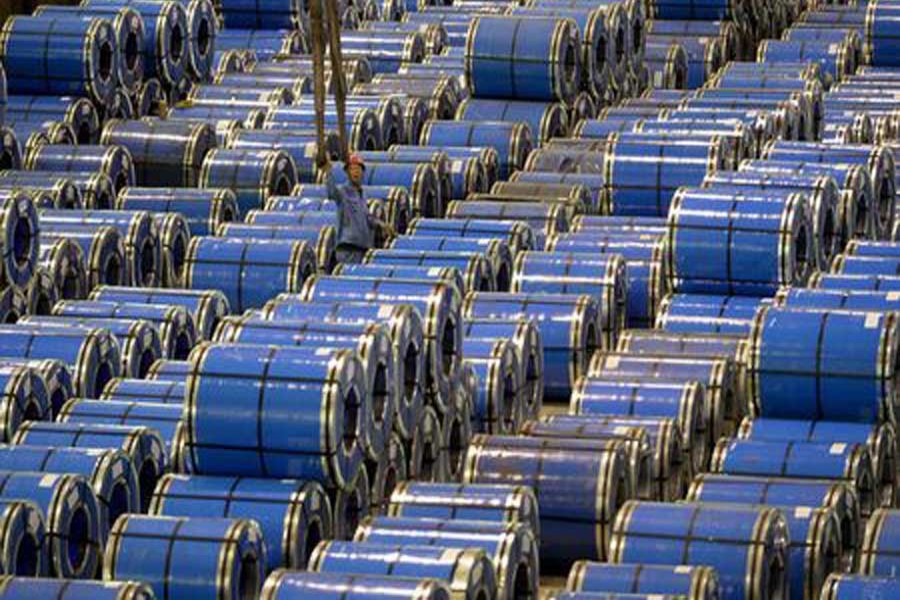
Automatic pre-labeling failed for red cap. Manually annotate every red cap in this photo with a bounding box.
[346,154,365,170]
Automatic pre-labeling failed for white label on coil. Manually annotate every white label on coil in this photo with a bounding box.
[674,566,693,574]
[794,506,812,518]
[830,443,847,454]
[888,292,900,301]
[428,268,442,276]
[606,356,620,369]
[378,305,394,318]
[316,348,332,356]
[864,313,881,328]
[111,462,123,478]
[613,426,631,435]
[39,474,57,487]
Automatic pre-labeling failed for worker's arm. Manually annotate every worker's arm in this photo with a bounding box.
[324,166,345,206]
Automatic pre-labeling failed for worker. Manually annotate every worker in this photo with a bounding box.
[326,154,393,263]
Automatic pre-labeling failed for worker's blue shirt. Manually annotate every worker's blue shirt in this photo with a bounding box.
[326,175,375,249]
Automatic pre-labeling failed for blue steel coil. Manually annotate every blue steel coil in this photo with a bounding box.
[184,0,216,81]
[0,192,37,289]
[521,417,654,500]
[655,293,765,335]
[38,238,86,301]
[666,187,813,295]
[365,249,495,293]
[747,305,899,425]
[0,358,71,417]
[419,120,532,181]
[570,215,667,232]
[29,5,144,94]
[0,499,48,576]
[463,292,598,402]
[309,540,497,600]
[12,421,166,513]
[354,516,538,600]
[711,438,878,517]
[0,324,120,400]
[457,99,569,145]
[333,263,465,297]
[465,15,581,103]
[821,113,874,145]
[567,562,720,600]
[89,286,230,342]
[0,364,49,442]
[150,474,332,570]
[687,473,862,569]
[214,72,312,102]
[3,170,114,210]
[165,109,265,141]
[646,35,721,90]
[215,29,304,62]
[464,318,543,420]
[406,405,447,483]
[103,514,266,600]
[609,501,786,600]
[338,32,427,75]
[511,167,606,212]
[339,97,408,149]
[38,227,124,289]
[738,417,897,509]
[259,298,424,439]
[634,119,755,163]
[146,359,192,383]
[327,464,370,541]
[0,287,26,324]
[588,349,737,447]
[81,0,187,86]
[265,105,383,152]
[390,235,514,290]
[692,88,817,141]
[57,399,186,472]
[462,433,631,570]
[774,285,900,316]
[820,574,900,600]
[325,161,442,218]
[134,78,166,117]
[832,254,900,276]
[544,592,686,599]
[601,133,727,216]
[226,130,325,180]
[199,149,297,215]
[408,218,535,255]
[0,471,102,578]
[102,377,185,405]
[0,176,81,210]
[489,180,594,215]
[736,161,876,242]
[23,144,134,193]
[0,16,117,105]
[847,240,900,258]
[520,144,605,174]
[41,208,160,288]
[214,315,395,461]
[299,276,461,412]
[217,0,301,30]
[386,481,540,536]
[545,235,666,329]
[461,339,521,434]
[184,237,316,313]
[866,1,900,67]
[151,212,190,288]
[261,570,453,600]
[641,42,688,90]
[360,21,446,55]
[7,120,76,155]
[19,316,161,380]
[443,366,474,481]
[100,119,216,188]
[860,508,900,575]
[217,223,337,274]
[0,130,20,173]
[758,40,853,89]
[365,430,408,516]
[51,300,196,362]
[511,252,626,350]
[359,75,460,123]
[0,577,154,599]
[445,200,567,249]
[356,149,451,202]
[183,342,366,489]
[663,110,781,151]
[810,272,900,292]
[6,97,96,145]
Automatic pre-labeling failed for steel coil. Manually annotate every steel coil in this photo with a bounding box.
[738,417,896,509]
[355,516,538,600]
[420,120,532,180]
[810,272,900,292]
[101,119,216,188]
[457,99,568,145]
[37,238,86,301]
[215,315,395,461]
[265,105,383,152]
[24,143,134,195]
[150,474,331,570]
[52,299,196,361]
[90,286,231,342]
[463,433,632,570]
[666,187,812,295]
[0,175,81,210]
[511,170,605,214]
[409,218,535,255]
[364,248,492,292]
[19,316,160,380]
[445,201,567,249]
[103,514,265,599]
[309,540,496,600]
[81,0,187,86]
[0,358,71,418]
[300,276,461,412]
[226,130,327,181]
[146,359,192,383]
[712,438,877,517]
[688,473,862,569]
[183,342,365,490]
[389,236,513,291]
[655,292,764,335]
[821,574,900,599]
[101,377,184,407]
[261,570,453,600]
[326,161,441,218]
[406,405,447,482]
[326,464,369,541]
[860,508,900,576]
[366,431,407,515]
[747,305,898,425]
[12,421,165,513]
[0,16,117,105]
[197,148,297,215]
[832,254,900,276]
[567,562,720,600]
[218,223,336,274]
[333,264,464,298]
[4,170,114,210]
[459,338,521,434]
[0,287,26,324]
[356,148,451,202]
[0,577,153,599]
[0,499,47,576]
[184,237,315,312]
[133,78,166,117]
